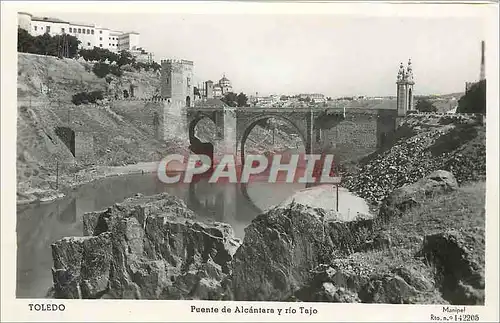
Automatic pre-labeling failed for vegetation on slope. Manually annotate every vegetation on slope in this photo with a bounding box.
[18,28,80,58]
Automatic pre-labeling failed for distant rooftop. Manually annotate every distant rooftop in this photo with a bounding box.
[21,12,138,32]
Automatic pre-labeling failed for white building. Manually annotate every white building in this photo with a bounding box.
[118,32,140,51]
[18,12,140,52]
[299,93,326,103]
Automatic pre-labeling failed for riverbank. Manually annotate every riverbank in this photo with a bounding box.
[16,161,161,206]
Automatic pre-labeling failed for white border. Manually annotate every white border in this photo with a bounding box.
[2,1,499,322]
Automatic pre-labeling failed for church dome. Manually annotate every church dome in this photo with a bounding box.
[219,75,231,86]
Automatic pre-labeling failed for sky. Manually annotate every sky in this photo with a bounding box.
[29,11,488,97]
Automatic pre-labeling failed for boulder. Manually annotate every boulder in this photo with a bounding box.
[379,170,458,219]
[51,193,241,299]
[231,199,374,301]
[419,229,485,305]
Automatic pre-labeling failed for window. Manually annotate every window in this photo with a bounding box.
[99,37,102,41]
[99,44,102,47]
[61,28,65,33]
[87,42,91,46]
[87,29,90,34]
[46,26,51,33]
[69,27,72,32]
[91,30,94,34]
[34,26,37,31]
[78,28,81,33]
[99,30,102,34]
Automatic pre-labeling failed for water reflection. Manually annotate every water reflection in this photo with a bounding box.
[16,173,305,298]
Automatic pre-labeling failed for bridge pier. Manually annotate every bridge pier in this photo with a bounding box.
[213,108,237,163]
[163,99,189,145]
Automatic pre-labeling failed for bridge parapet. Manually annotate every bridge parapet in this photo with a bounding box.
[406,110,485,118]
[109,97,171,103]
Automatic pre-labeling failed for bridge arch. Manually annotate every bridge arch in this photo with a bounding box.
[239,114,307,165]
[188,113,216,143]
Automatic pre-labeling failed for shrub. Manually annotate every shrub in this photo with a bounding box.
[71,90,104,105]
[92,62,110,78]
[109,65,123,77]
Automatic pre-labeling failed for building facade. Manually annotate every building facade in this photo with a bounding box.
[218,75,233,94]
[396,59,415,116]
[298,93,326,103]
[17,12,140,52]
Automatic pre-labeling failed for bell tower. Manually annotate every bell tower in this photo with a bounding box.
[396,59,415,116]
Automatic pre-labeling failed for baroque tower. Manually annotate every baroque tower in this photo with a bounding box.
[160,59,194,107]
[396,59,415,116]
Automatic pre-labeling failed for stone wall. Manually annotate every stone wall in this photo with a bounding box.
[319,110,398,162]
[163,100,188,144]
[110,101,164,140]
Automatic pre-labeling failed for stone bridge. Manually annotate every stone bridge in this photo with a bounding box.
[181,100,401,164]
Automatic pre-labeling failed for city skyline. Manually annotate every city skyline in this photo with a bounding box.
[20,11,487,98]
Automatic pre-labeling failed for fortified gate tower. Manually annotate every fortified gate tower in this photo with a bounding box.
[396,59,415,116]
[159,59,195,142]
[160,59,194,106]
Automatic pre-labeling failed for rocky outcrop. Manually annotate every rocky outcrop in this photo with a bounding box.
[231,198,374,301]
[419,229,485,305]
[294,261,445,304]
[51,193,241,299]
[379,170,458,220]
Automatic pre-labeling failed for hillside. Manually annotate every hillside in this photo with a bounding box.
[16,53,298,204]
[342,113,486,205]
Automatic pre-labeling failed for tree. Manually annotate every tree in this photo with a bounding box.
[117,50,133,67]
[17,28,80,58]
[457,80,486,114]
[237,92,248,107]
[221,92,238,107]
[416,98,437,112]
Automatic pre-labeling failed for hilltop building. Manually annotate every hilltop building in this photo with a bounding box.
[396,59,415,116]
[198,75,233,99]
[17,11,151,60]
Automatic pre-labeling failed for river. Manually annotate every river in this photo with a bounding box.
[16,171,369,298]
